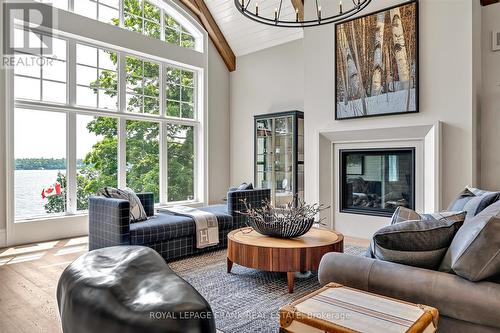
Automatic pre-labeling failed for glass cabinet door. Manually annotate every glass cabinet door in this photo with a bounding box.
[297,118,304,202]
[274,116,294,207]
[255,119,273,191]
[255,112,304,208]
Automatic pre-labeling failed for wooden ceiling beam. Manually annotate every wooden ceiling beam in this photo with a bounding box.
[179,0,236,72]
[481,0,499,6]
[290,0,304,21]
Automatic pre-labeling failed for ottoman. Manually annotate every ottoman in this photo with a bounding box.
[57,246,216,333]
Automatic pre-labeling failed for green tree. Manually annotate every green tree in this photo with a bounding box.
[45,0,194,213]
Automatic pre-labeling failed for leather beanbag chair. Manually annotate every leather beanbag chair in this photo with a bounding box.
[57,246,216,333]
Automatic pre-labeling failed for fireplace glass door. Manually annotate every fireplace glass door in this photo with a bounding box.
[340,148,415,217]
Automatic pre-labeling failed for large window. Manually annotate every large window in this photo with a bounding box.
[126,56,160,114]
[75,0,119,24]
[36,0,199,50]
[126,120,160,202]
[167,124,194,202]
[14,31,67,103]
[166,67,195,119]
[76,115,119,211]
[14,109,67,218]
[12,25,201,220]
[76,44,118,110]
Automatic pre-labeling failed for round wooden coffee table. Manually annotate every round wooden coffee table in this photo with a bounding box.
[227,227,344,293]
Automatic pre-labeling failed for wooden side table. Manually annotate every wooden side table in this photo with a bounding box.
[227,227,344,293]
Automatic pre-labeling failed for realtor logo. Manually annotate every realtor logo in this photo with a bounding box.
[3,0,54,55]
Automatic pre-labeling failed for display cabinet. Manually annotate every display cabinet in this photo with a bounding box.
[254,111,304,208]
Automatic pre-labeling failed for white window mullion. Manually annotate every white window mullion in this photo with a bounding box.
[68,0,74,12]
[118,51,127,188]
[160,123,167,204]
[66,112,77,214]
[119,0,124,27]
[68,40,76,106]
[194,123,201,203]
[159,63,167,204]
[118,118,127,188]
[118,52,126,114]
[160,9,165,42]
[160,64,165,117]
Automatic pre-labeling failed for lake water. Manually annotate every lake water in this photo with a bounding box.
[15,169,65,218]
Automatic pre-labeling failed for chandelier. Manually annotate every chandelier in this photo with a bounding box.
[234,0,373,28]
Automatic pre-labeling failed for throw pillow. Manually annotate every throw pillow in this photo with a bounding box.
[371,211,466,269]
[448,186,499,219]
[237,183,254,191]
[391,206,466,225]
[439,200,500,281]
[97,187,148,222]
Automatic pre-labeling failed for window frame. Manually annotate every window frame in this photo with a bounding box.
[5,1,207,229]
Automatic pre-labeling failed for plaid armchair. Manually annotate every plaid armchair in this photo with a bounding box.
[227,188,271,228]
[88,189,271,260]
[88,193,154,251]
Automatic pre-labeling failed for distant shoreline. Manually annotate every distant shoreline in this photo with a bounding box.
[15,158,84,171]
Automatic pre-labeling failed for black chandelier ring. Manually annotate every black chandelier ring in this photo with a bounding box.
[234,0,373,28]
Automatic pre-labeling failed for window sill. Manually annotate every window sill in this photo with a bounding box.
[14,213,88,224]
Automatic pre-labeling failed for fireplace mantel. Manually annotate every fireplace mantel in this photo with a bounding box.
[318,123,442,239]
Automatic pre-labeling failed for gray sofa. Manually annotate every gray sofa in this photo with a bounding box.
[318,253,500,333]
[319,188,500,332]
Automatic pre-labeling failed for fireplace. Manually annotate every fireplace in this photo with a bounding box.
[340,148,415,217]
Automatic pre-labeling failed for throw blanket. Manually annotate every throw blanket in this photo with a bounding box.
[160,206,219,249]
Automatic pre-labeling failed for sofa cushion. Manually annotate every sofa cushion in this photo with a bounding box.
[371,212,466,269]
[439,200,500,281]
[448,187,499,219]
[130,205,233,245]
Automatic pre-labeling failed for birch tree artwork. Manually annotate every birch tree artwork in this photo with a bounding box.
[335,2,418,120]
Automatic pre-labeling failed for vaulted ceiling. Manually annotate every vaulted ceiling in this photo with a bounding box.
[205,0,303,57]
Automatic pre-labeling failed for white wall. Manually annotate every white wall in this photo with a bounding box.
[229,39,304,186]
[230,0,482,239]
[208,40,230,203]
[481,3,500,191]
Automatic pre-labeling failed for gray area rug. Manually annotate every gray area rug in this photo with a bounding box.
[169,244,366,333]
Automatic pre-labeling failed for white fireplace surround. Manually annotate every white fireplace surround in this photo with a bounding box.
[318,122,442,239]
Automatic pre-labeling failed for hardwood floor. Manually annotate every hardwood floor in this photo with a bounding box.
[0,235,368,333]
[0,237,88,333]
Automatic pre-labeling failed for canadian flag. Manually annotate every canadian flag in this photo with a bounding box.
[41,182,62,199]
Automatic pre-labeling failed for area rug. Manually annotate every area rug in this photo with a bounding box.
[169,244,366,333]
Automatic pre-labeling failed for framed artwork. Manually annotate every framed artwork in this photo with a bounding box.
[346,155,364,175]
[335,1,418,120]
